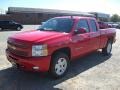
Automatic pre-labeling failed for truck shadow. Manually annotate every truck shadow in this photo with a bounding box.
[0,51,111,90]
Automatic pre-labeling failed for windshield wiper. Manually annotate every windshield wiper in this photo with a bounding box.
[38,28,60,32]
[42,28,58,31]
[44,29,57,31]
[37,28,45,30]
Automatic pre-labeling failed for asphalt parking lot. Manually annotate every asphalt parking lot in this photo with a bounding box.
[0,25,120,90]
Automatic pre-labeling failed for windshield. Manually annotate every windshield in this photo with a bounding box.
[38,18,73,33]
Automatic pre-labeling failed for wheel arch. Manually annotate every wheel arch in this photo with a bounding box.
[51,47,71,60]
[107,36,114,44]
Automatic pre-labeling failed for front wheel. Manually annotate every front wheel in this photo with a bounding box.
[0,27,2,31]
[102,40,112,55]
[16,26,21,31]
[50,52,70,78]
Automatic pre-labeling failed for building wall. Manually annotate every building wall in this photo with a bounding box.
[0,14,11,20]
[90,12,110,22]
[0,7,95,24]
[0,12,65,24]
[0,13,39,24]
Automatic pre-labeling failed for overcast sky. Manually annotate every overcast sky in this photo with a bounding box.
[0,0,120,15]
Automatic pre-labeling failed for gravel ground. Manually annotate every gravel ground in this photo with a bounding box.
[0,25,120,90]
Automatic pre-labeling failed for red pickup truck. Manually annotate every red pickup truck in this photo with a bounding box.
[6,16,116,78]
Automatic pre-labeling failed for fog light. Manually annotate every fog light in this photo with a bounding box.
[33,66,39,70]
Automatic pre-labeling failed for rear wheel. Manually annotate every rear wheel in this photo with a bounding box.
[50,52,70,78]
[102,40,112,55]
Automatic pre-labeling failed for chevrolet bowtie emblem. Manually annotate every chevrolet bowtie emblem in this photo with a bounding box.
[11,46,16,50]
[8,44,16,50]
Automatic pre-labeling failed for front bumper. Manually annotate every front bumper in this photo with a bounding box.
[6,49,51,72]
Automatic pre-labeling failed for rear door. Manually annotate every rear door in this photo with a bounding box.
[89,19,101,50]
[71,19,91,57]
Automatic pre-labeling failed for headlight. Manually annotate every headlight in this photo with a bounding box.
[32,45,48,56]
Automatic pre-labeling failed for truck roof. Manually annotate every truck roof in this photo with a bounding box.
[54,16,96,20]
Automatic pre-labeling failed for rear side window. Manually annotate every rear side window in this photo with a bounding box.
[76,19,90,32]
[3,21,9,24]
[0,21,6,24]
[89,20,98,32]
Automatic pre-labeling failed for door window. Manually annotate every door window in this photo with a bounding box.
[76,19,90,33]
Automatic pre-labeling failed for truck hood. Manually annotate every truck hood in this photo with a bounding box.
[9,30,69,43]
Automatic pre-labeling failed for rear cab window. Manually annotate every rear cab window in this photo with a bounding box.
[89,19,98,32]
[3,21,9,24]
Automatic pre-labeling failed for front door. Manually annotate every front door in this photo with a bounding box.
[71,19,91,58]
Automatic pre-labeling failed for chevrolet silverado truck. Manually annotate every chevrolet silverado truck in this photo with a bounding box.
[6,16,116,78]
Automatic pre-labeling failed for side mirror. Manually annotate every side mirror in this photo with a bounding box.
[74,28,87,34]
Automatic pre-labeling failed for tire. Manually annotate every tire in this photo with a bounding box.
[102,40,112,55]
[0,27,2,31]
[16,26,21,31]
[50,52,70,78]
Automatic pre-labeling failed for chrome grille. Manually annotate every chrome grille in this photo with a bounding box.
[7,40,28,49]
[7,40,29,57]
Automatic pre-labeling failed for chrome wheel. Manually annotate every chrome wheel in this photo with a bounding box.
[55,58,67,76]
[107,42,112,54]
[0,28,2,31]
[50,52,69,78]
[102,40,112,55]
[17,27,21,30]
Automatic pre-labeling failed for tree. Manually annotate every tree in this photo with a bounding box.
[110,14,120,22]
